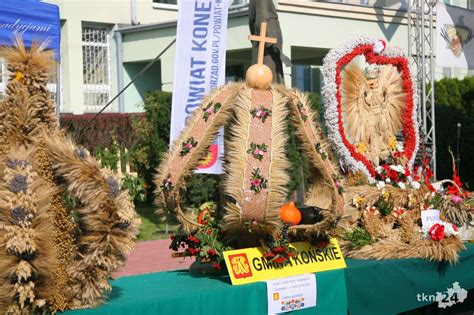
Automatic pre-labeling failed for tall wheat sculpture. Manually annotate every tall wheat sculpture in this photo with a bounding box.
[0,39,139,313]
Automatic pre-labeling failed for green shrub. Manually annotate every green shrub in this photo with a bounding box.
[95,140,121,171]
[122,174,147,202]
[434,76,474,187]
[128,91,172,193]
[343,227,373,249]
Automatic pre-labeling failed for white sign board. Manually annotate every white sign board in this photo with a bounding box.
[266,274,317,314]
[170,0,229,174]
[436,3,474,68]
[421,209,441,229]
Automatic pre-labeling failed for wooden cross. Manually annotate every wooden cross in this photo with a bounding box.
[248,22,277,65]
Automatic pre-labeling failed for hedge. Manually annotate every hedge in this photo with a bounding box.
[60,112,145,150]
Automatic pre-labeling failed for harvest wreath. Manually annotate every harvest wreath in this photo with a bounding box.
[321,38,471,262]
[0,40,139,313]
[322,37,419,182]
[154,83,344,243]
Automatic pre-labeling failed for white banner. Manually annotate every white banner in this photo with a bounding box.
[436,3,474,69]
[170,0,229,174]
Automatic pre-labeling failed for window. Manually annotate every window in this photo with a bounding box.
[82,26,112,113]
[442,67,452,78]
[152,0,177,4]
[231,0,249,5]
[292,65,311,92]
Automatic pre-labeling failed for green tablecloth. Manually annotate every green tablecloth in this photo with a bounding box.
[65,268,347,315]
[345,243,474,315]
[65,244,474,315]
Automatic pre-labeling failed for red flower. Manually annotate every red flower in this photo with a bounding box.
[250,179,261,187]
[264,252,276,258]
[423,163,436,192]
[287,252,295,258]
[429,223,445,241]
[273,257,287,263]
[413,165,420,181]
[212,263,221,269]
[387,169,399,181]
[188,248,201,255]
[207,249,217,256]
[272,247,286,253]
[452,224,458,232]
[404,168,411,177]
[393,151,402,159]
[187,235,200,243]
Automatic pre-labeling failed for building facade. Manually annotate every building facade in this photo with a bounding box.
[8,0,471,114]
[46,0,178,113]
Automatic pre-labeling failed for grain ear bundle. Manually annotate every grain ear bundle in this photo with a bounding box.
[0,39,139,313]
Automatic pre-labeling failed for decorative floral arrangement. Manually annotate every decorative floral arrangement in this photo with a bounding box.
[179,137,198,157]
[169,202,231,269]
[250,106,272,123]
[423,152,472,226]
[322,37,419,182]
[296,102,308,121]
[169,202,333,269]
[261,224,297,263]
[247,142,268,161]
[250,168,268,193]
[421,221,459,241]
[202,102,222,122]
[160,175,173,192]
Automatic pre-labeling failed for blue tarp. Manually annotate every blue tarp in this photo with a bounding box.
[0,0,61,60]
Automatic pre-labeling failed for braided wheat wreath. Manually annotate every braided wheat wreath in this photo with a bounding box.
[0,40,139,313]
[155,82,344,241]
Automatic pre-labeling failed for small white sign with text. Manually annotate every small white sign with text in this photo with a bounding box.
[421,209,441,229]
[266,274,316,314]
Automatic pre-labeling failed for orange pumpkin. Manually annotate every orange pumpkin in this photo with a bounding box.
[279,202,302,225]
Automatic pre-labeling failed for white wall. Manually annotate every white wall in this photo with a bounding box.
[44,0,178,113]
